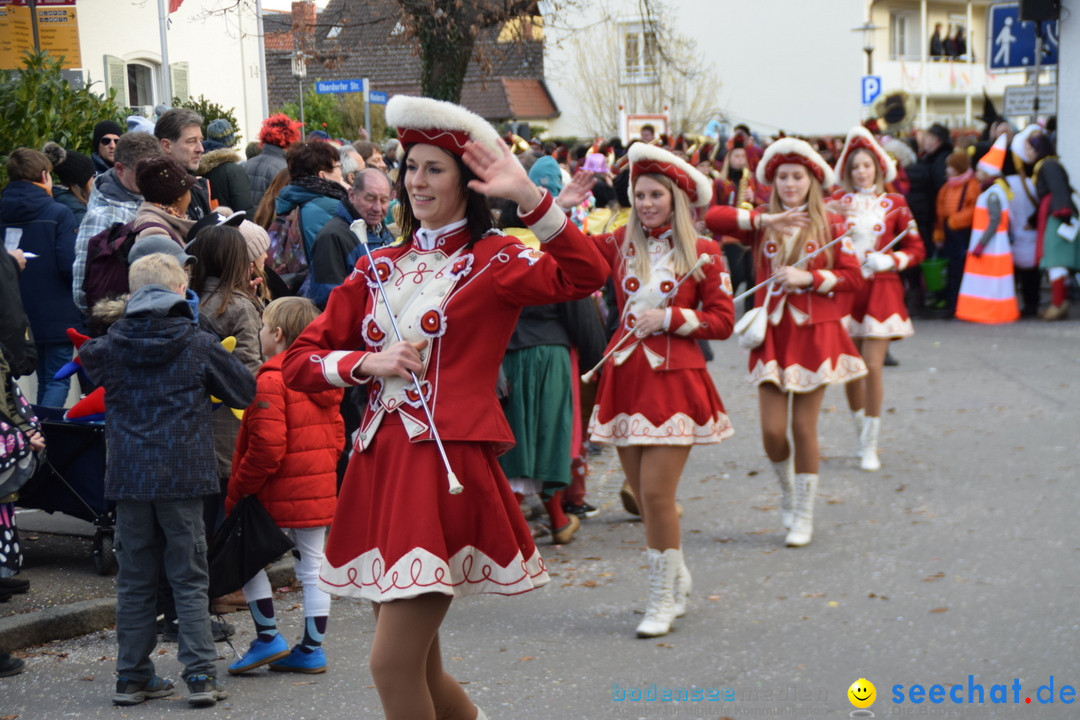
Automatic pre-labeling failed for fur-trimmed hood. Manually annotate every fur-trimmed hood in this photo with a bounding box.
[198,148,243,176]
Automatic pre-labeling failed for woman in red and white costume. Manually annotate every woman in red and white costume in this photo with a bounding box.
[560,142,734,638]
[705,138,866,547]
[282,96,606,720]
[830,127,924,472]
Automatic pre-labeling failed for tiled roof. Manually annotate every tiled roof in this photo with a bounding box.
[263,0,554,123]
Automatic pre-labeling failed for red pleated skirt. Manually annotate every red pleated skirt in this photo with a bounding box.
[319,413,549,601]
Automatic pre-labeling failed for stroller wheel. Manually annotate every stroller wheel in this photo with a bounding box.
[93,530,118,576]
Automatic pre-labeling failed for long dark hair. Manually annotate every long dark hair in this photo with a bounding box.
[394,144,493,244]
[187,226,259,316]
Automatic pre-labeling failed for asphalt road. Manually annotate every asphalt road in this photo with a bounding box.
[2,316,1078,719]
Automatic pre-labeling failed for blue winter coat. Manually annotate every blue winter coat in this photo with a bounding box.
[79,285,257,501]
[0,181,81,343]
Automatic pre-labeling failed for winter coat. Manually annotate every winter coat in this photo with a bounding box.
[308,199,393,307]
[245,144,288,210]
[199,148,254,218]
[0,250,36,377]
[198,276,264,477]
[133,202,196,245]
[78,284,256,501]
[92,152,111,175]
[0,180,81,343]
[934,173,980,245]
[275,182,341,263]
[226,353,343,527]
[52,185,87,226]
[906,142,954,243]
[74,169,143,312]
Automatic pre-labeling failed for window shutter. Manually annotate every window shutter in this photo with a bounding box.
[103,55,128,107]
[170,61,189,104]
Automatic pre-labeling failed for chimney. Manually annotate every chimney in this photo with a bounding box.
[291,0,316,50]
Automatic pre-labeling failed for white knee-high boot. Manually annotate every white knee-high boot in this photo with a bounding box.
[851,408,865,458]
[672,556,692,618]
[785,473,818,547]
[636,548,680,638]
[860,416,881,471]
[474,707,488,720]
[771,456,795,530]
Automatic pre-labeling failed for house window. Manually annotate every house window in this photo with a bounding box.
[622,22,658,84]
[327,25,342,39]
[127,62,157,107]
[890,11,922,61]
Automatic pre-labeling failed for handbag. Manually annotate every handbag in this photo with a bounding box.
[734,305,768,350]
[207,495,295,598]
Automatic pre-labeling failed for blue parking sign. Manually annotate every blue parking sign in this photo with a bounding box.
[988,3,1058,70]
[861,76,882,106]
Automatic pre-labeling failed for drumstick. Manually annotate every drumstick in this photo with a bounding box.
[581,253,710,383]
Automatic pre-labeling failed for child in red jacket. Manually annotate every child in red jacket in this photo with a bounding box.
[225,297,344,675]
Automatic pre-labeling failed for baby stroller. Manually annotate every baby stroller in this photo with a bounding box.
[18,406,116,575]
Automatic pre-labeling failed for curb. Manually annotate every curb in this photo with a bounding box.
[0,559,296,652]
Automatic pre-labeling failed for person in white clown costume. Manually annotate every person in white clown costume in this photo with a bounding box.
[282,95,606,720]
[557,142,735,638]
[705,138,867,548]
[955,134,1021,324]
[830,126,925,472]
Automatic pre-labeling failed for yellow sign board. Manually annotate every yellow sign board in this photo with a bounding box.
[0,0,81,71]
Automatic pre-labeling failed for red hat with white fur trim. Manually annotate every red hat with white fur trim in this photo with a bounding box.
[757,137,836,188]
[835,126,897,186]
[629,142,713,207]
[386,95,500,156]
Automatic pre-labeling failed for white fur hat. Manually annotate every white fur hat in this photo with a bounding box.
[757,137,836,189]
[835,126,897,186]
[385,95,500,156]
[628,142,713,207]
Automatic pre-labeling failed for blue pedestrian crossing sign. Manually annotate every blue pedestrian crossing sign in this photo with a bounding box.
[988,3,1058,70]
[861,76,882,106]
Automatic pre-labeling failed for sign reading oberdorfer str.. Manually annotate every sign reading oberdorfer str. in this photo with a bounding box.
[316,78,367,94]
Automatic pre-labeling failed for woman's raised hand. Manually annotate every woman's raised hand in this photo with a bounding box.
[555,169,596,210]
[463,137,543,213]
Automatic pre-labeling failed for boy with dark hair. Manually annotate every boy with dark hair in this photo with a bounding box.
[79,253,256,708]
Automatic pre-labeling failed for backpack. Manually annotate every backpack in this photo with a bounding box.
[82,220,170,311]
[266,208,309,295]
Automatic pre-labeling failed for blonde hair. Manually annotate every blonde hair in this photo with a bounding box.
[764,173,835,268]
[128,253,188,292]
[624,173,703,282]
[841,147,884,194]
[262,296,319,347]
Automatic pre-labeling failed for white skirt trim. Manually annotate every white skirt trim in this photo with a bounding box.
[749,354,868,393]
[318,545,550,601]
[844,313,915,339]
[589,410,734,447]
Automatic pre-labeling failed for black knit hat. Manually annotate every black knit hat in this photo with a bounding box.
[136,156,197,204]
[42,142,95,188]
[92,120,123,149]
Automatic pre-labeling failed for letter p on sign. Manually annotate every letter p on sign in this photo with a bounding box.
[862,76,882,106]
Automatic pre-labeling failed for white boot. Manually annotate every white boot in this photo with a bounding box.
[860,416,881,471]
[672,556,692,618]
[785,473,818,547]
[851,408,865,458]
[474,707,488,720]
[771,456,795,530]
[636,548,679,638]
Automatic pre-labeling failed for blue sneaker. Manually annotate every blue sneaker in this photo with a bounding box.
[268,646,327,674]
[227,634,290,675]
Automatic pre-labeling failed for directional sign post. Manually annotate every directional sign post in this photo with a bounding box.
[315,77,367,94]
[367,90,388,105]
[861,75,882,106]
[987,2,1058,71]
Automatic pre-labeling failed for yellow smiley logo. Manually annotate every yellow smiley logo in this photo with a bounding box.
[848,678,876,708]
